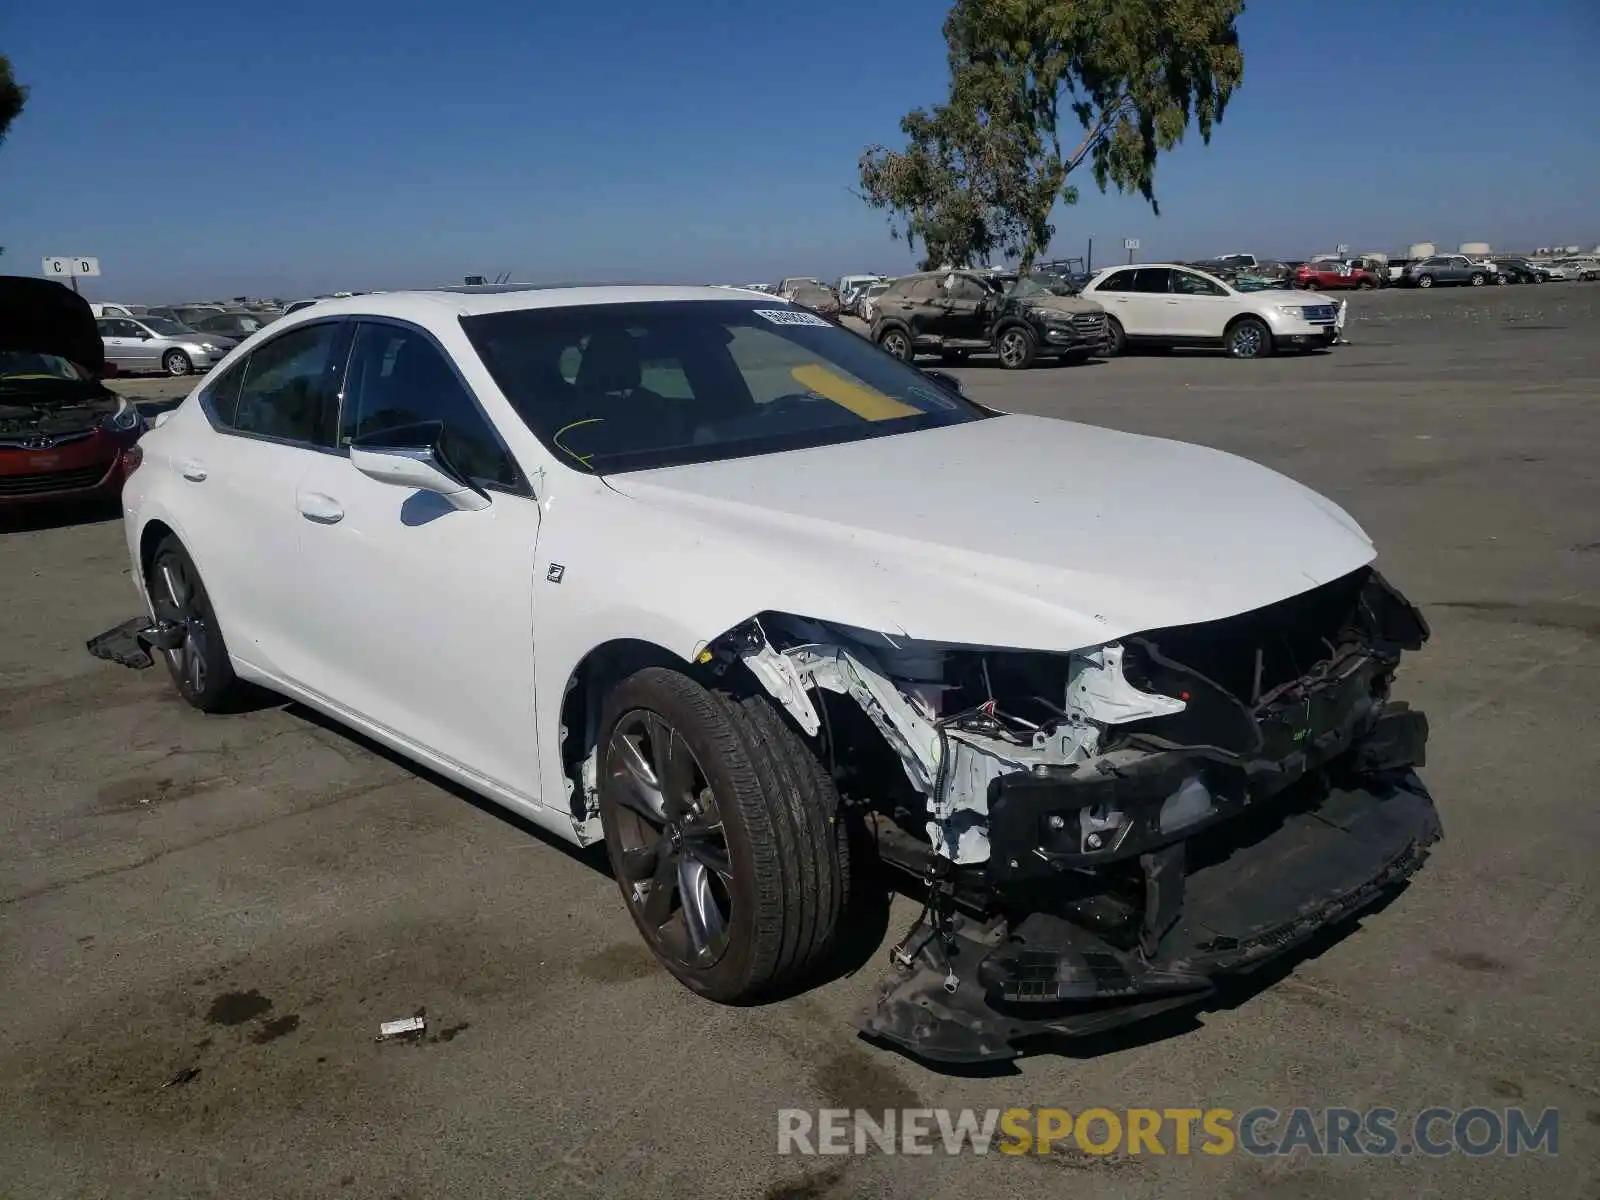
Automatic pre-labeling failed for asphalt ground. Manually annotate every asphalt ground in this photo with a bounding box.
[1,283,1596,1198]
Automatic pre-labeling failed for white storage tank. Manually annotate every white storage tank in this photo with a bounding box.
[1407,242,1436,259]
[1459,242,1492,256]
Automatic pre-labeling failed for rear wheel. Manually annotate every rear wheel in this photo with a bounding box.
[877,327,913,362]
[1303,280,1320,291]
[996,325,1037,370]
[1358,278,1377,290]
[1103,316,1127,357]
[1226,316,1274,360]
[597,668,847,1003]
[1416,274,1434,289]
[147,537,244,713]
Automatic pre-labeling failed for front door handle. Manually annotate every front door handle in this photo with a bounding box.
[179,459,207,482]
[297,492,344,524]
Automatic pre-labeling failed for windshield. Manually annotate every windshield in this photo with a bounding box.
[0,351,91,384]
[141,318,190,336]
[462,299,989,474]
[1007,274,1077,299]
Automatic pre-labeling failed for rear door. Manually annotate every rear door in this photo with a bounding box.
[1089,268,1142,331]
[1125,268,1179,335]
[170,320,349,678]
[938,273,991,342]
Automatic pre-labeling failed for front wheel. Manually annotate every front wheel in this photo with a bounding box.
[1226,316,1274,359]
[597,669,847,1003]
[1358,279,1377,290]
[877,327,913,362]
[163,349,193,376]
[1469,272,1486,286]
[995,325,1037,369]
[1303,280,1319,291]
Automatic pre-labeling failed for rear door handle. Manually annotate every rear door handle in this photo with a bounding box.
[297,492,344,524]
[179,459,207,482]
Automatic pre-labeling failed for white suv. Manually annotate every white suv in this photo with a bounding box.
[1081,263,1338,359]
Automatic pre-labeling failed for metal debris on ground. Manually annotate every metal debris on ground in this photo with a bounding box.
[160,1066,201,1089]
[376,1010,427,1041]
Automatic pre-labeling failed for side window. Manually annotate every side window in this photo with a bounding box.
[1097,270,1136,293]
[908,277,944,302]
[944,275,987,302]
[232,322,339,445]
[96,319,116,337]
[1132,268,1173,294]
[343,322,520,489]
[204,355,250,427]
[1171,271,1227,297]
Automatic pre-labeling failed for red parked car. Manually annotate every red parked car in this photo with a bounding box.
[1293,262,1379,291]
[1,277,146,510]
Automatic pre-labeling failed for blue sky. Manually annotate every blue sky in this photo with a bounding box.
[3,0,1596,300]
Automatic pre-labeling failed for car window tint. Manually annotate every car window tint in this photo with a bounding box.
[343,322,519,489]
[233,322,338,445]
[1171,271,1227,297]
[1132,268,1172,294]
[1097,270,1136,293]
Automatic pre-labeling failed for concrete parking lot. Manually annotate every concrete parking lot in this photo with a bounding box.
[2,285,1597,1199]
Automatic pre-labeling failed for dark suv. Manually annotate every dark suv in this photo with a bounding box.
[869,270,1108,369]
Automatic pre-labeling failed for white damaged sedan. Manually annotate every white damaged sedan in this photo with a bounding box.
[105,285,1439,1063]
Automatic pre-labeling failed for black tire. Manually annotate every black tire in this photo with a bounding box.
[1103,315,1127,357]
[1226,316,1274,360]
[877,326,913,362]
[597,668,846,1004]
[1358,278,1377,290]
[163,349,193,376]
[1303,280,1319,291]
[146,536,244,713]
[995,324,1036,370]
[1416,274,1434,289]
[1469,272,1486,287]
[1493,273,1508,286]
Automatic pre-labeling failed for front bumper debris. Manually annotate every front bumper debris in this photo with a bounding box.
[862,768,1440,1063]
[86,615,183,669]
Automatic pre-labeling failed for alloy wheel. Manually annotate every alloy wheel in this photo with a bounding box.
[998,330,1028,367]
[606,710,735,968]
[1230,322,1265,358]
[152,553,208,696]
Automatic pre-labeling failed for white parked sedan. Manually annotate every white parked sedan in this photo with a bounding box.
[109,285,1438,1063]
[1081,263,1339,358]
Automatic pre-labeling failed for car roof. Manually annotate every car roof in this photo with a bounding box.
[286,284,775,324]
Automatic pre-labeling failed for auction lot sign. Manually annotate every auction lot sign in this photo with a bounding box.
[42,256,101,278]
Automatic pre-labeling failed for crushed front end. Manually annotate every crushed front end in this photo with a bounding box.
[714,566,1440,1063]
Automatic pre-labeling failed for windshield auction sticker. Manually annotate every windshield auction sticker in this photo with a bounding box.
[753,309,832,327]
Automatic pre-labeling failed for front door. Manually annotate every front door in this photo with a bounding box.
[289,319,544,798]
[938,273,991,343]
[1166,268,1236,338]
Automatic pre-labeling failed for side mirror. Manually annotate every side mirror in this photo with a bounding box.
[921,368,966,396]
[349,422,490,511]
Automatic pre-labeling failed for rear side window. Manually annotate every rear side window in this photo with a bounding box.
[1131,268,1173,294]
[1096,270,1136,293]
[230,322,340,445]
[342,322,521,489]
[944,275,987,302]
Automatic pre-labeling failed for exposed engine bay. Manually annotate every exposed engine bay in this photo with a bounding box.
[0,392,125,441]
[703,565,1440,1061]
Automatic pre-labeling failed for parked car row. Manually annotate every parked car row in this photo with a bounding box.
[865,261,1341,366]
